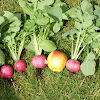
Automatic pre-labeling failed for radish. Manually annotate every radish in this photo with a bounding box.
[66,59,80,72]
[31,55,47,69]
[0,65,17,94]
[14,60,27,72]
[0,65,13,78]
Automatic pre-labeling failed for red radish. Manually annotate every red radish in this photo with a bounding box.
[66,59,80,72]
[14,60,27,71]
[0,65,13,78]
[31,55,47,69]
[0,65,17,94]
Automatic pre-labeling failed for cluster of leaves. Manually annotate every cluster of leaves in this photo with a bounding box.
[0,11,21,62]
[0,0,70,63]
[0,0,99,77]
[18,0,70,55]
[62,0,100,76]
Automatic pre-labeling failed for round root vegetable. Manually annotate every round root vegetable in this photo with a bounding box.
[47,51,68,72]
[0,65,13,78]
[66,59,80,72]
[14,60,27,72]
[31,55,47,69]
[0,65,17,94]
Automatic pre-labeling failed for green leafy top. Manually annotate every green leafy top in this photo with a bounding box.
[62,0,100,60]
[18,0,69,55]
[0,11,21,33]
[0,11,30,62]
[80,52,96,76]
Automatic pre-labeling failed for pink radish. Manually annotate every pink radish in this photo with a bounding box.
[0,65,13,78]
[66,59,80,72]
[31,55,47,69]
[0,65,17,94]
[14,60,27,71]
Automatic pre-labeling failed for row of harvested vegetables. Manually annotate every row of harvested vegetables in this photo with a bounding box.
[0,50,81,79]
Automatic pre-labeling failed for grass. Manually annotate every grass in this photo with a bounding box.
[0,0,21,13]
[0,0,100,100]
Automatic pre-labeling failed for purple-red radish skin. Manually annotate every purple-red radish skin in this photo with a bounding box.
[14,60,27,71]
[31,55,47,69]
[66,59,80,72]
[0,65,13,78]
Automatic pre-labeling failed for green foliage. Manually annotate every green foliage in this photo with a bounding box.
[62,0,100,76]
[18,0,69,55]
[37,0,54,10]
[94,5,100,27]
[53,22,62,33]
[63,0,100,59]
[0,0,100,100]
[18,0,34,18]
[84,52,95,60]
[62,29,77,38]
[80,52,96,76]
[0,49,5,65]
[39,40,57,52]
[81,0,93,14]
[0,16,5,25]
[0,11,21,33]
[0,11,24,62]
[43,5,63,22]
[34,15,49,25]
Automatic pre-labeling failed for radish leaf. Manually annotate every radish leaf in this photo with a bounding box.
[94,5,100,27]
[80,52,96,76]
[84,52,95,61]
[39,40,57,52]
[43,5,63,22]
[0,16,5,25]
[0,49,5,65]
[53,22,61,33]
[80,60,96,76]
[34,16,49,25]
[81,0,93,14]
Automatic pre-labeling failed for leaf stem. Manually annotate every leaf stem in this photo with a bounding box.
[73,32,80,59]
[76,33,100,59]
[76,46,85,60]
[17,32,26,60]
[8,46,18,62]
[34,33,42,55]
[71,34,74,59]
[34,0,38,11]
[88,34,100,44]
[9,35,18,62]
[75,33,85,59]
[17,37,25,61]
